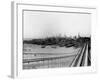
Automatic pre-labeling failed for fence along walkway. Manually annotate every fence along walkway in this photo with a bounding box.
[70,43,89,67]
[23,43,90,69]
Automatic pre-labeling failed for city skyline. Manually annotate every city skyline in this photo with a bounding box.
[23,11,91,39]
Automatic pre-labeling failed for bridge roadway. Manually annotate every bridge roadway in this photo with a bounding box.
[70,43,90,67]
[23,43,90,69]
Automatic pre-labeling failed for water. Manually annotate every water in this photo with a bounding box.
[23,44,80,69]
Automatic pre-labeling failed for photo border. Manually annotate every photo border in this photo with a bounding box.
[11,1,97,78]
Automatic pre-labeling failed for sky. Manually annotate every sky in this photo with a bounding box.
[23,10,91,39]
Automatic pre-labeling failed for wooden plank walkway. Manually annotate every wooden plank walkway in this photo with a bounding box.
[70,43,90,67]
[23,43,90,69]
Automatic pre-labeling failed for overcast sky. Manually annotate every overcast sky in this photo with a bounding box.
[23,11,91,39]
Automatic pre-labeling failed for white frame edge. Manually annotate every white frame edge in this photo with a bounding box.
[11,1,18,78]
[11,1,97,78]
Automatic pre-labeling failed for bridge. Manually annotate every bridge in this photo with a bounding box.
[70,43,91,67]
[23,43,91,69]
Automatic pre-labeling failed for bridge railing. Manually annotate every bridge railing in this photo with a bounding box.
[70,43,90,67]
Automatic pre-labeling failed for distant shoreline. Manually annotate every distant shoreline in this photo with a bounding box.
[23,35,91,48]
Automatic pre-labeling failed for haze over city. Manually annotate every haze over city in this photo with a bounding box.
[23,11,91,39]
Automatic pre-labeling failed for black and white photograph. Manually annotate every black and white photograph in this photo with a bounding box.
[23,10,91,69]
